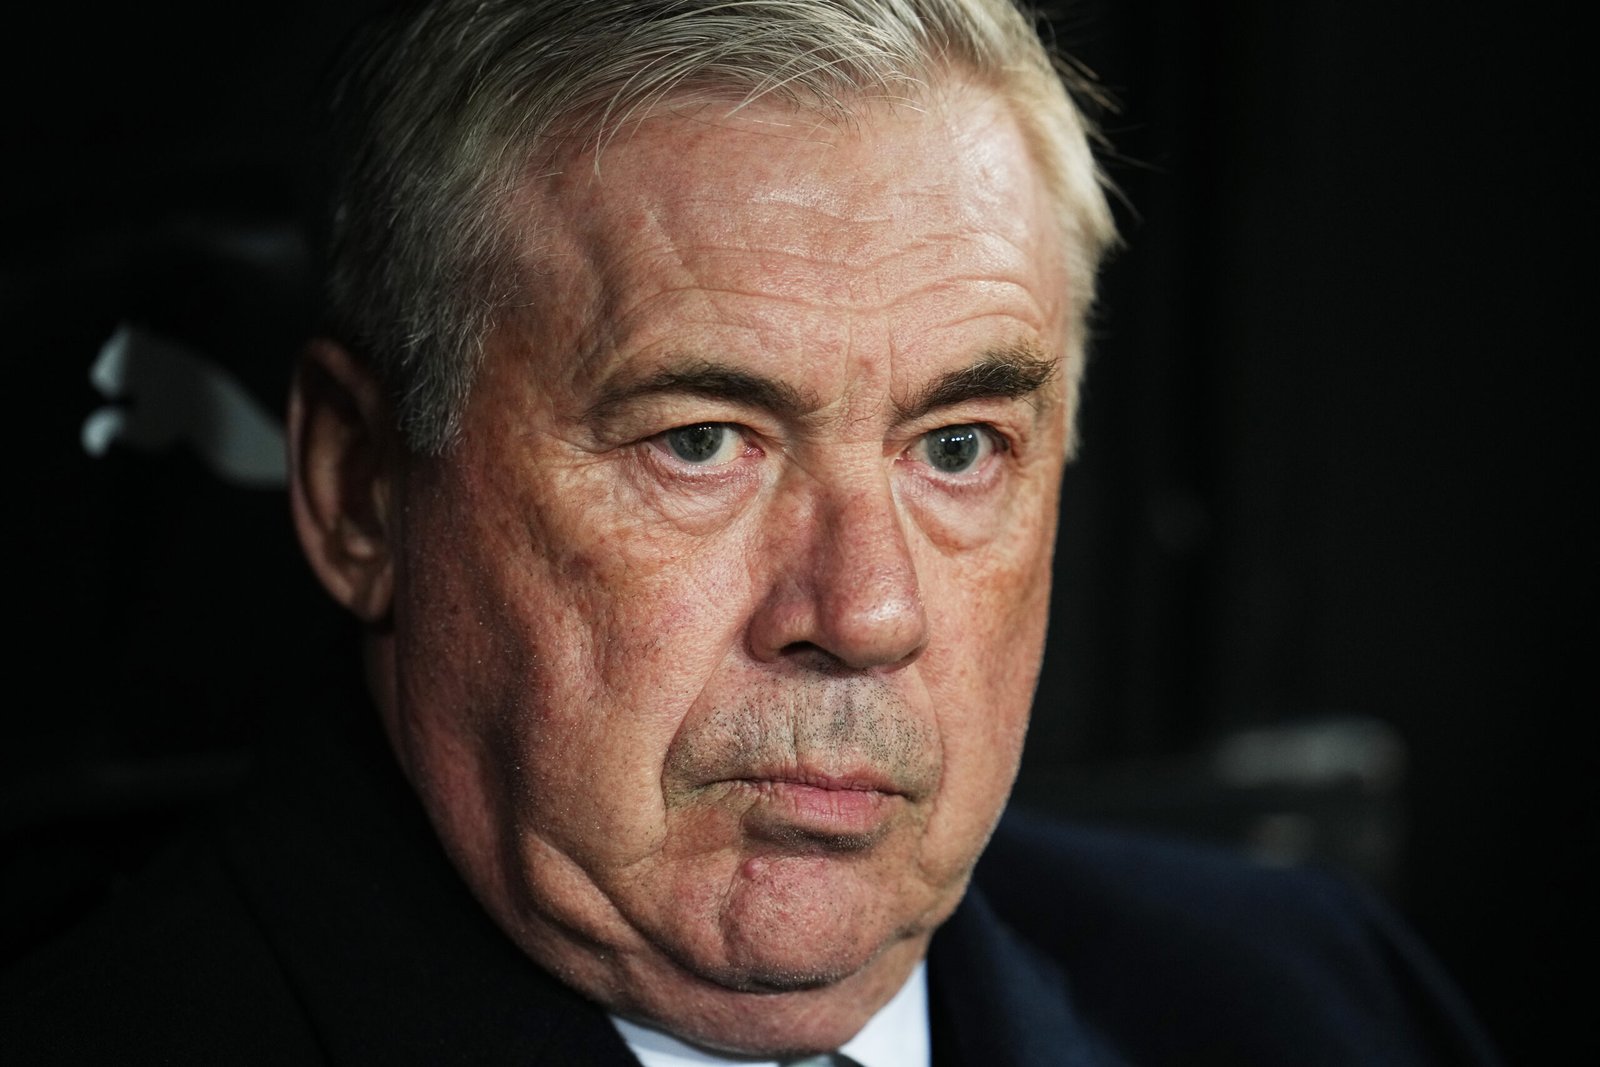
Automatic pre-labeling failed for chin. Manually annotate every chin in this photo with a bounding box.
[697,958,856,994]
[739,905,918,980]
[695,852,930,976]
[697,938,882,995]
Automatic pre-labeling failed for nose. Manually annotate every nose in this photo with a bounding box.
[747,475,929,672]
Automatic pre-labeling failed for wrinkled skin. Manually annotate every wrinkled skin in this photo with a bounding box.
[308,85,1075,1055]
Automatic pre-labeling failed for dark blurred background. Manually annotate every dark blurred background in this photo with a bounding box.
[2,1,1587,1060]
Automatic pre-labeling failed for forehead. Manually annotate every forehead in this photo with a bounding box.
[501,87,1067,402]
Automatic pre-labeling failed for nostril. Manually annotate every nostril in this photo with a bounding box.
[776,637,924,677]
[778,641,851,674]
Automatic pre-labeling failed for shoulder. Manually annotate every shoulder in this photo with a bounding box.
[0,831,325,1063]
[979,808,1378,951]
[1,694,634,1066]
[967,809,1502,1066]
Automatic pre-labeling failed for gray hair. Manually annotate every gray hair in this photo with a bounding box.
[322,0,1117,454]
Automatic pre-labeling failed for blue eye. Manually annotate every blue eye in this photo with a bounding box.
[662,424,738,465]
[921,425,988,473]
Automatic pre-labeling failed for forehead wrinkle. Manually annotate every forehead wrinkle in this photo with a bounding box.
[599,160,979,279]
[496,87,1062,418]
[875,273,1054,322]
[502,202,708,395]
[621,148,1000,406]
[597,242,1044,346]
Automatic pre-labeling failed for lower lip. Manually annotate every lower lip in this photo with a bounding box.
[739,780,896,838]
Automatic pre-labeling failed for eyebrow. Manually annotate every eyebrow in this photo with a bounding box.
[892,343,1059,423]
[585,360,818,422]
[584,343,1058,425]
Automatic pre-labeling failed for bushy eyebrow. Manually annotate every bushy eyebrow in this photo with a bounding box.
[892,343,1058,423]
[585,360,819,422]
[584,343,1057,425]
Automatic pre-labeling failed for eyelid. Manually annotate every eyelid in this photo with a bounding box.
[901,394,1030,440]
[590,395,767,445]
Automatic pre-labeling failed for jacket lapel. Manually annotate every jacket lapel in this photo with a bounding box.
[928,887,1125,1067]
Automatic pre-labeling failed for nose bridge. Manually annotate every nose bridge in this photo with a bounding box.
[754,464,929,671]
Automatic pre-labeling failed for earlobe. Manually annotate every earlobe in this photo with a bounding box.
[288,339,397,624]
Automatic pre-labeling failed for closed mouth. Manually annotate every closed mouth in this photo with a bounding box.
[727,772,906,851]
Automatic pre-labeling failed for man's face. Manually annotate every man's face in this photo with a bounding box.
[377,86,1073,1052]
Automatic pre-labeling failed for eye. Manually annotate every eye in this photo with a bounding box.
[917,424,997,475]
[656,423,744,467]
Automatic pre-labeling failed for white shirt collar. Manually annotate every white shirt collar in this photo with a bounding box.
[612,961,929,1067]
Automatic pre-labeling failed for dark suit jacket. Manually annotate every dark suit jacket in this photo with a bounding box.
[2,673,1500,1065]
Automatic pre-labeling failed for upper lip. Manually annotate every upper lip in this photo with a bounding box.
[729,767,907,797]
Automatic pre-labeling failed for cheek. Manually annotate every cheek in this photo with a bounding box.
[916,499,1057,789]
[923,462,1057,653]
[438,490,765,860]
[548,528,759,705]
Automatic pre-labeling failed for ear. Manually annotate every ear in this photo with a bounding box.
[288,339,397,624]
